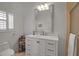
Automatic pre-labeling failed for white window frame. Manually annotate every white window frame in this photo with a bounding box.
[0,11,14,32]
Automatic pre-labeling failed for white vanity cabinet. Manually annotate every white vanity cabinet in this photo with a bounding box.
[25,35,58,56]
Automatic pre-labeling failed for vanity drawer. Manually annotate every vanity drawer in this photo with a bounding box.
[26,44,31,49]
[46,48,55,53]
[46,46,56,51]
[46,48,56,56]
[46,40,56,45]
[26,39,33,46]
[46,40,56,48]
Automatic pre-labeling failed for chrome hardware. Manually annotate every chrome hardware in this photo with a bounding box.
[48,49,54,51]
[37,41,40,43]
[48,43,54,45]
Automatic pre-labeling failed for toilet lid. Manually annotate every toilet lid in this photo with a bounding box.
[0,49,15,56]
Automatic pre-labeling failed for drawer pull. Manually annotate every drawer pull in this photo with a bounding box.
[48,43,54,45]
[48,49,54,51]
[37,41,40,43]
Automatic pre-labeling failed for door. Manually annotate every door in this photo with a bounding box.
[39,39,45,56]
[70,3,79,56]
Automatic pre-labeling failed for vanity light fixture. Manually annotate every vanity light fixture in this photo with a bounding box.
[36,3,49,11]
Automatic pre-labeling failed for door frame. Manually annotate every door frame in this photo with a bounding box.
[65,2,78,56]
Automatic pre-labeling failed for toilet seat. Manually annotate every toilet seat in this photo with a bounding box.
[0,49,15,56]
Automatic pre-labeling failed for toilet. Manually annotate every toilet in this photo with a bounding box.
[0,41,15,56]
[0,49,15,56]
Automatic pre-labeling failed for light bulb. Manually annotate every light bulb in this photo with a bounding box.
[44,3,49,10]
[36,3,50,11]
[40,4,45,11]
[37,6,42,11]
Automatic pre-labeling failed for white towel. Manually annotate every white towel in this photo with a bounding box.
[68,33,77,56]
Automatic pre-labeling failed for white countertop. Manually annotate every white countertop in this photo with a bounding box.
[26,35,58,41]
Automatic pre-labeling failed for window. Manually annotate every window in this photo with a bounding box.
[0,11,6,30]
[0,10,14,31]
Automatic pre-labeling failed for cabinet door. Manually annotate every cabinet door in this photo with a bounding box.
[26,38,46,56]
[32,39,45,56]
[31,38,40,56]
[39,39,45,56]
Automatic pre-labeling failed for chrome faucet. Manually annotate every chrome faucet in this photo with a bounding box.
[33,31,36,35]
[33,30,46,36]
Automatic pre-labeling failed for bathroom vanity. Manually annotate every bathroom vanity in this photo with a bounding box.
[25,35,58,56]
[25,3,58,56]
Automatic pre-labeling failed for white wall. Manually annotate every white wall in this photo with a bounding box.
[54,3,67,56]
[0,2,67,55]
[0,2,25,51]
[23,3,36,35]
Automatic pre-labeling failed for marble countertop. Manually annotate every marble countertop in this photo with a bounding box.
[26,35,58,41]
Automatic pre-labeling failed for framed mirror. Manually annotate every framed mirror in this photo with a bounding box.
[34,3,54,35]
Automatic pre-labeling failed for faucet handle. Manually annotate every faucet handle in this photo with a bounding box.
[42,31,46,35]
[33,31,35,35]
